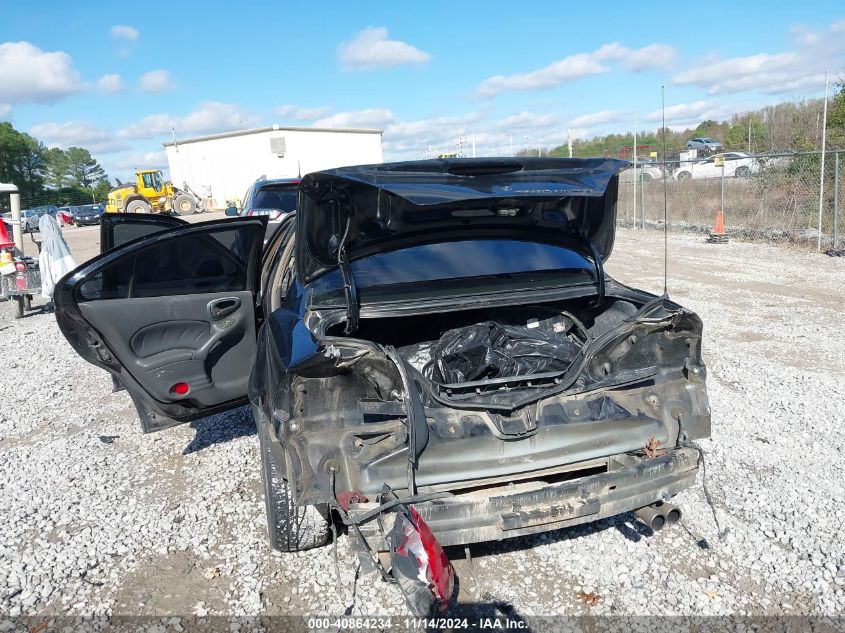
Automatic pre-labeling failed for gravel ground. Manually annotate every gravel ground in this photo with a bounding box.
[1,227,844,621]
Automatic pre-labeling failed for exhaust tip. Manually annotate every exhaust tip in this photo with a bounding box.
[664,504,682,524]
[635,505,666,532]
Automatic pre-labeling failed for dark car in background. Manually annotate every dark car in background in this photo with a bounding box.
[54,159,710,616]
[69,203,104,226]
[228,177,299,241]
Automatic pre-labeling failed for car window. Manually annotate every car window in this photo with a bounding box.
[254,186,297,212]
[78,225,261,300]
[309,240,596,305]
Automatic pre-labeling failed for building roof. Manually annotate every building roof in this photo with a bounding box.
[163,124,383,147]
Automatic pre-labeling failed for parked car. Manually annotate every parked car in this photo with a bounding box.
[2,209,41,232]
[620,159,663,182]
[54,159,710,615]
[228,177,299,242]
[673,152,759,180]
[69,203,104,226]
[686,137,723,152]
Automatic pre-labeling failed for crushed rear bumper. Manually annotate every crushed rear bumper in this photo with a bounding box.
[347,447,699,549]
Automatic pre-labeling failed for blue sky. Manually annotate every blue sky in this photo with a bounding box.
[1,0,844,180]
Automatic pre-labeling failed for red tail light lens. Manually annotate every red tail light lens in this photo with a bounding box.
[389,505,455,615]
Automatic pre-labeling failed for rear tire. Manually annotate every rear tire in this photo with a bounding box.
[735,166,751,178]
[259,424,330,552]
[173,193,197,215]
[15,297,24,319]
[676,171,692,180]
[126,199,151,214]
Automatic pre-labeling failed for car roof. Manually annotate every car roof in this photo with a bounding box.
[256,178,300,188]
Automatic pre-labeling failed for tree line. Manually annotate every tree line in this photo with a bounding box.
[0,122,111,210]
[543,84,845,160]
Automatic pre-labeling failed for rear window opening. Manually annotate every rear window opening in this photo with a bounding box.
[308,239,597,306]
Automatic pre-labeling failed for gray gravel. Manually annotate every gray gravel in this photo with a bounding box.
[1,228,844,619]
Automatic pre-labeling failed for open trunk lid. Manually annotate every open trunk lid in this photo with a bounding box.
[295,157,629,285]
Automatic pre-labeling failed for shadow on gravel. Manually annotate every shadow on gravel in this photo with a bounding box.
[182,405,256,454]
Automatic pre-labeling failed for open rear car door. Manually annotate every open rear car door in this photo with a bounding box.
[55,216,266,432]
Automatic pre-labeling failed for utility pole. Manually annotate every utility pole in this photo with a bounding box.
[834,151,840,250]
[472,135,476,158]
[567,130,573,158]
[748,118,752,153]
[818,70,829,252]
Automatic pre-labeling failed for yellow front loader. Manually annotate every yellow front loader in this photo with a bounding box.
[105,170,204,215]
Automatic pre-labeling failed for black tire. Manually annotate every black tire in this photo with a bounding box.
[126,199,151,214]
[642,173,653,182]
[24,295,32,311]
[259,424,330,552]
[15,297,24,319]
[676,171,692,180]
[173,193,197,215]
[735,166,751,178]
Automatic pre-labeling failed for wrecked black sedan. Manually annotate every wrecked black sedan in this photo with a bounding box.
[55,158,709,612]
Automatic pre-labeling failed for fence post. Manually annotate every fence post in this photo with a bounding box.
[640,167,645,229]
[835,151,840,250]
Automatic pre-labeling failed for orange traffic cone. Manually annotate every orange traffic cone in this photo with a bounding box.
[707,209,728,243]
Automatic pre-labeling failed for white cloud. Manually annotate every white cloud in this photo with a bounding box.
[111,25,139,40]
[139,69,174,93]
[96,73,124,94]
[29,121,128,153]
[337,27,430,70]
[313,108,395,129]
[570,109,628,127]
[276,105,332,121]
[0,42,83,104]
[492,112,562,131]
[622,43,676,71]
[673,19,845,95]
[119,102,260,139]
[642,100,721,126]
[477,42,675,97]
[105,150,167,175]
[0,104,10,119]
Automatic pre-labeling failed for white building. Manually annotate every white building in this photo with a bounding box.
[163,125,383,209]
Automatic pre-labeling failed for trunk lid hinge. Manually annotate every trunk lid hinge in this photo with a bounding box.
[337,201,359,334]
[581,230,605,306]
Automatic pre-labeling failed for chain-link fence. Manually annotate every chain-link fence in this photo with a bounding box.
[617,150,844,249]
[0,189,99,215]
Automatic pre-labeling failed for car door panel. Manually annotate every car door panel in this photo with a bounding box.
[77,291,255,406]
[55,217,267,432]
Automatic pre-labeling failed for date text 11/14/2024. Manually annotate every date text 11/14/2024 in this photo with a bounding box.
[307,617,529,630]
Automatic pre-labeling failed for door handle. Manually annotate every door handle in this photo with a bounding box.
[208,297,241,320]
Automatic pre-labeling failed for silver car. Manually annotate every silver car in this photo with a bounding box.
[686,137,723,152]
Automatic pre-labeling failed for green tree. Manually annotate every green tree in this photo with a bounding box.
[828,82,845,148]
[45,147,70,189]
[64,146,106,188]
[0,122,46,200]
[92,178,112,202]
